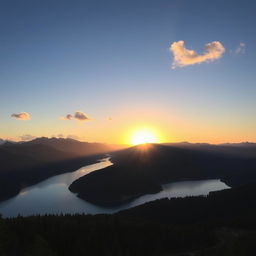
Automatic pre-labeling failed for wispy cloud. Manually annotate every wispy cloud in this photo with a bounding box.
[60,114,73,120]
[67,134,80,140]
[11,112,31,120]
[60,111,91,122]
[170,40,225,68]
[234,42,245,55]
[19,134,36,141]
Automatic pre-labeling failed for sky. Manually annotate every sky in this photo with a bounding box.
[1,0,256,144]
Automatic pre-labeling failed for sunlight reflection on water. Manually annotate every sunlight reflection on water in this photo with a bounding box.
[0,157,229,217]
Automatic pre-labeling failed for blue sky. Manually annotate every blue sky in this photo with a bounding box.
[0,0,256,143]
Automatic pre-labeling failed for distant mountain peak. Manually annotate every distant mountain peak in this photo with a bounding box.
[220,142,256,147]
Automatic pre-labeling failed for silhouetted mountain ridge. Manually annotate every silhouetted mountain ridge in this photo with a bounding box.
[19,137,122,156]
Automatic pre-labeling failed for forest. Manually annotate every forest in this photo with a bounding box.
[1,182,256,255]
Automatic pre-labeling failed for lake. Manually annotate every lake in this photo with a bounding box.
[0,157,230,217]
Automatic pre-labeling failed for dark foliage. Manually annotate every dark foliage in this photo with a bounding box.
[2,183,256,255]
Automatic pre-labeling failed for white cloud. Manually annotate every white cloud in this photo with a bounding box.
[169,40,225,68]
[11,112,31,120]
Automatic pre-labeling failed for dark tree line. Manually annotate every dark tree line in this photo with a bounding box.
[2,183,256,255]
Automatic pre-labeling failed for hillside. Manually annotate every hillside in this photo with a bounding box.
[69,143,256,205]
[0,138,121,201]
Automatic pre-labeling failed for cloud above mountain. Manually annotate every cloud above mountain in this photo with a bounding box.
[170,40,225,68]
[19,134,36,141]
[60,111,91,121]
[67,134,80,140]
[11,112,31,120]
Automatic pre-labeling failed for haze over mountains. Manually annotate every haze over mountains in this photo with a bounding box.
[25,137,122,156]
[164,141,256,158]
[0,137,122,201]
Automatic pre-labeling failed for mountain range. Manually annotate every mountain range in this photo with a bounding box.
[0,137,122,201]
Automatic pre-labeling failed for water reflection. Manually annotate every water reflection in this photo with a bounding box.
[125,179,229,209]
[0,158,229,217]
[0,158,113,217]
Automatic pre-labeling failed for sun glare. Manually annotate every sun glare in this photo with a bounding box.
[130,128,158,145]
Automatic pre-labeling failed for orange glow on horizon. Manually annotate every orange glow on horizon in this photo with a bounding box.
[129,128,160,145]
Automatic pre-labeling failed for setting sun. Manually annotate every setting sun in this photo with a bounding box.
[130,128,159,145]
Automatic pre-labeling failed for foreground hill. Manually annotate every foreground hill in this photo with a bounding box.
[2,183,256,255]
[0,137,122,201]
[69,143,256,205]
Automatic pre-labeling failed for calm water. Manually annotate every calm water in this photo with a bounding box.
[0,157,229,217]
